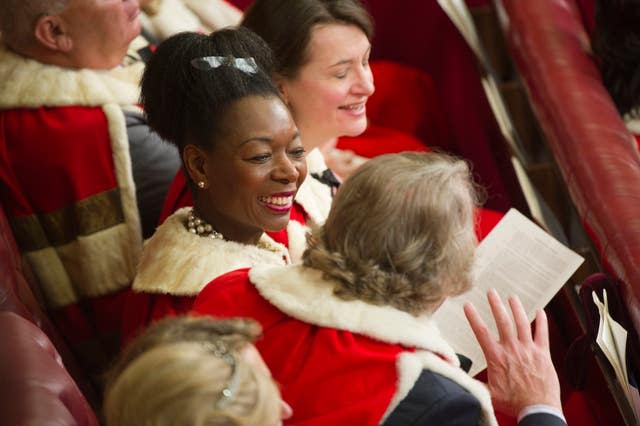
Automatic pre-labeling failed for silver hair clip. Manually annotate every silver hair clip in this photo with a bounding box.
[191,56,259,74]
[203,340,242,408]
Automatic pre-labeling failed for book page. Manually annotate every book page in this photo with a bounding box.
[593,291,640,421]
[433,209,584,376]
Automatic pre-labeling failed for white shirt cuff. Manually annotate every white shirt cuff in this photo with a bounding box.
[517,404,566,424]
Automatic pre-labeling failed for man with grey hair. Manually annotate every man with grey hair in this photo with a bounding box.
[0,0,179,375]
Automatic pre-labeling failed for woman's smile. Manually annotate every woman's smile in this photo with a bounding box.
[258,192,296,213]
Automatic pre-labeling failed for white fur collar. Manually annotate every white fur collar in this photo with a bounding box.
[140,0,202,41]
[625,116,640,135]
[249,264,458,362]
[182,0,242,31]
[133,208,290,295]
[386,352,497,426]
[295,148,333,225]
[0,44,142,108]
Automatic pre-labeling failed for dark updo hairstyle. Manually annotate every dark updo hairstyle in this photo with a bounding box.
[593,0,640,116]
[140,27,281,154]
[242,0,373,79]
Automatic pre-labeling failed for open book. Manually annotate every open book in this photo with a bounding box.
[433,209,584,376]
[593,291,640,422]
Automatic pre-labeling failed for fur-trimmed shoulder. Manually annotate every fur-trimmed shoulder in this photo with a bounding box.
[383,352,497,426]
[285,220,309,264]
[140,0,201,41]
[249,264,457,361]
[133,208,290,295]
[0,44,142,108]
[182,0,242,31]
[625,116,640,135]
[295,148,333,225]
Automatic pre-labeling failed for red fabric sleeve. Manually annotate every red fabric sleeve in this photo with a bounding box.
[0,107,118,216]
[158,170,193,225]
[336,124,428,158]
[120,290,195,348]
[475,208,503,241]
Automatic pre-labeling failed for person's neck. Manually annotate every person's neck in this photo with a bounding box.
[298,125,335,153]
[193,200,263,246]
[17,44,118,71]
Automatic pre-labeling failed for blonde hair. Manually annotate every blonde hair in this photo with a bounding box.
[104,317,282,426]
[303,152,479,315]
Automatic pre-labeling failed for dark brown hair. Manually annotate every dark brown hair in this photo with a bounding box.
[242,0,373,79]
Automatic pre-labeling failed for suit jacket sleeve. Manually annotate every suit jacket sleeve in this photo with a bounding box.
[383,370,481,426]
[519,412,567,426]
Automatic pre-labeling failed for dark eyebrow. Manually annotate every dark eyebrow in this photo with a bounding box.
[238,130,300,146]
[328,59,352,69]
[239,136,272,146]
[327,45,372,69]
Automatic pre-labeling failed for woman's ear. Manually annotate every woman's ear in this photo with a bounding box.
[33,15,73,52]
[183,144,210,189]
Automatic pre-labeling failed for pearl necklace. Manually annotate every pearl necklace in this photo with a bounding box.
[185,209,285,258]
[186,209,224,239]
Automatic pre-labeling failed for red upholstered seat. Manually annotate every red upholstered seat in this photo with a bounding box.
[0,312,99,426]
[496,0,640,423]
[0,203,97,407]
[495,0,640,338]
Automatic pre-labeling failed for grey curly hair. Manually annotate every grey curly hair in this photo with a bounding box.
[303,152,479,315]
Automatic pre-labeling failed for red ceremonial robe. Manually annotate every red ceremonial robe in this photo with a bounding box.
[0,44,144,371]
[120,207,291,346]
[193,265,497,426]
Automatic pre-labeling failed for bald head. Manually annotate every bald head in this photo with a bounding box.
[0,0,141,70]
[0,0,68,51]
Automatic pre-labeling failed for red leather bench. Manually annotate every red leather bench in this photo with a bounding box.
[0,203,98,418]
[0,312,99,426]
[494,0,640,335]
[495,1,640,423]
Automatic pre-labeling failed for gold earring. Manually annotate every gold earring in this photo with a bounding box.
[197,181,206,189]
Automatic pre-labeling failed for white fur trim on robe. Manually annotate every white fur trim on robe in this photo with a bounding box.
[140,0,202,41]
[249,264,457,359]
[0,44,142,108]
[285,220,308,264]
[182,0,242,31]
[133,208,290,296]
[295,148,333,226]
[383,351,497,426]
[140,0,241,41]
[0,46,143,307]
[249,264,497,426]
[625,116,640,137]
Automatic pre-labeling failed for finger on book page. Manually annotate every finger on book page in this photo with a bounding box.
[508,295,532,343]
[533,308,550,349]
[487,289,515,342]
[464,301,499,359]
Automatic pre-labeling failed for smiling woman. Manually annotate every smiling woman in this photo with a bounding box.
[120,27,307,346]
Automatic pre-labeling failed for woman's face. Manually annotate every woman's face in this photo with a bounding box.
[190,95,307,242]
[280,23,374,149]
